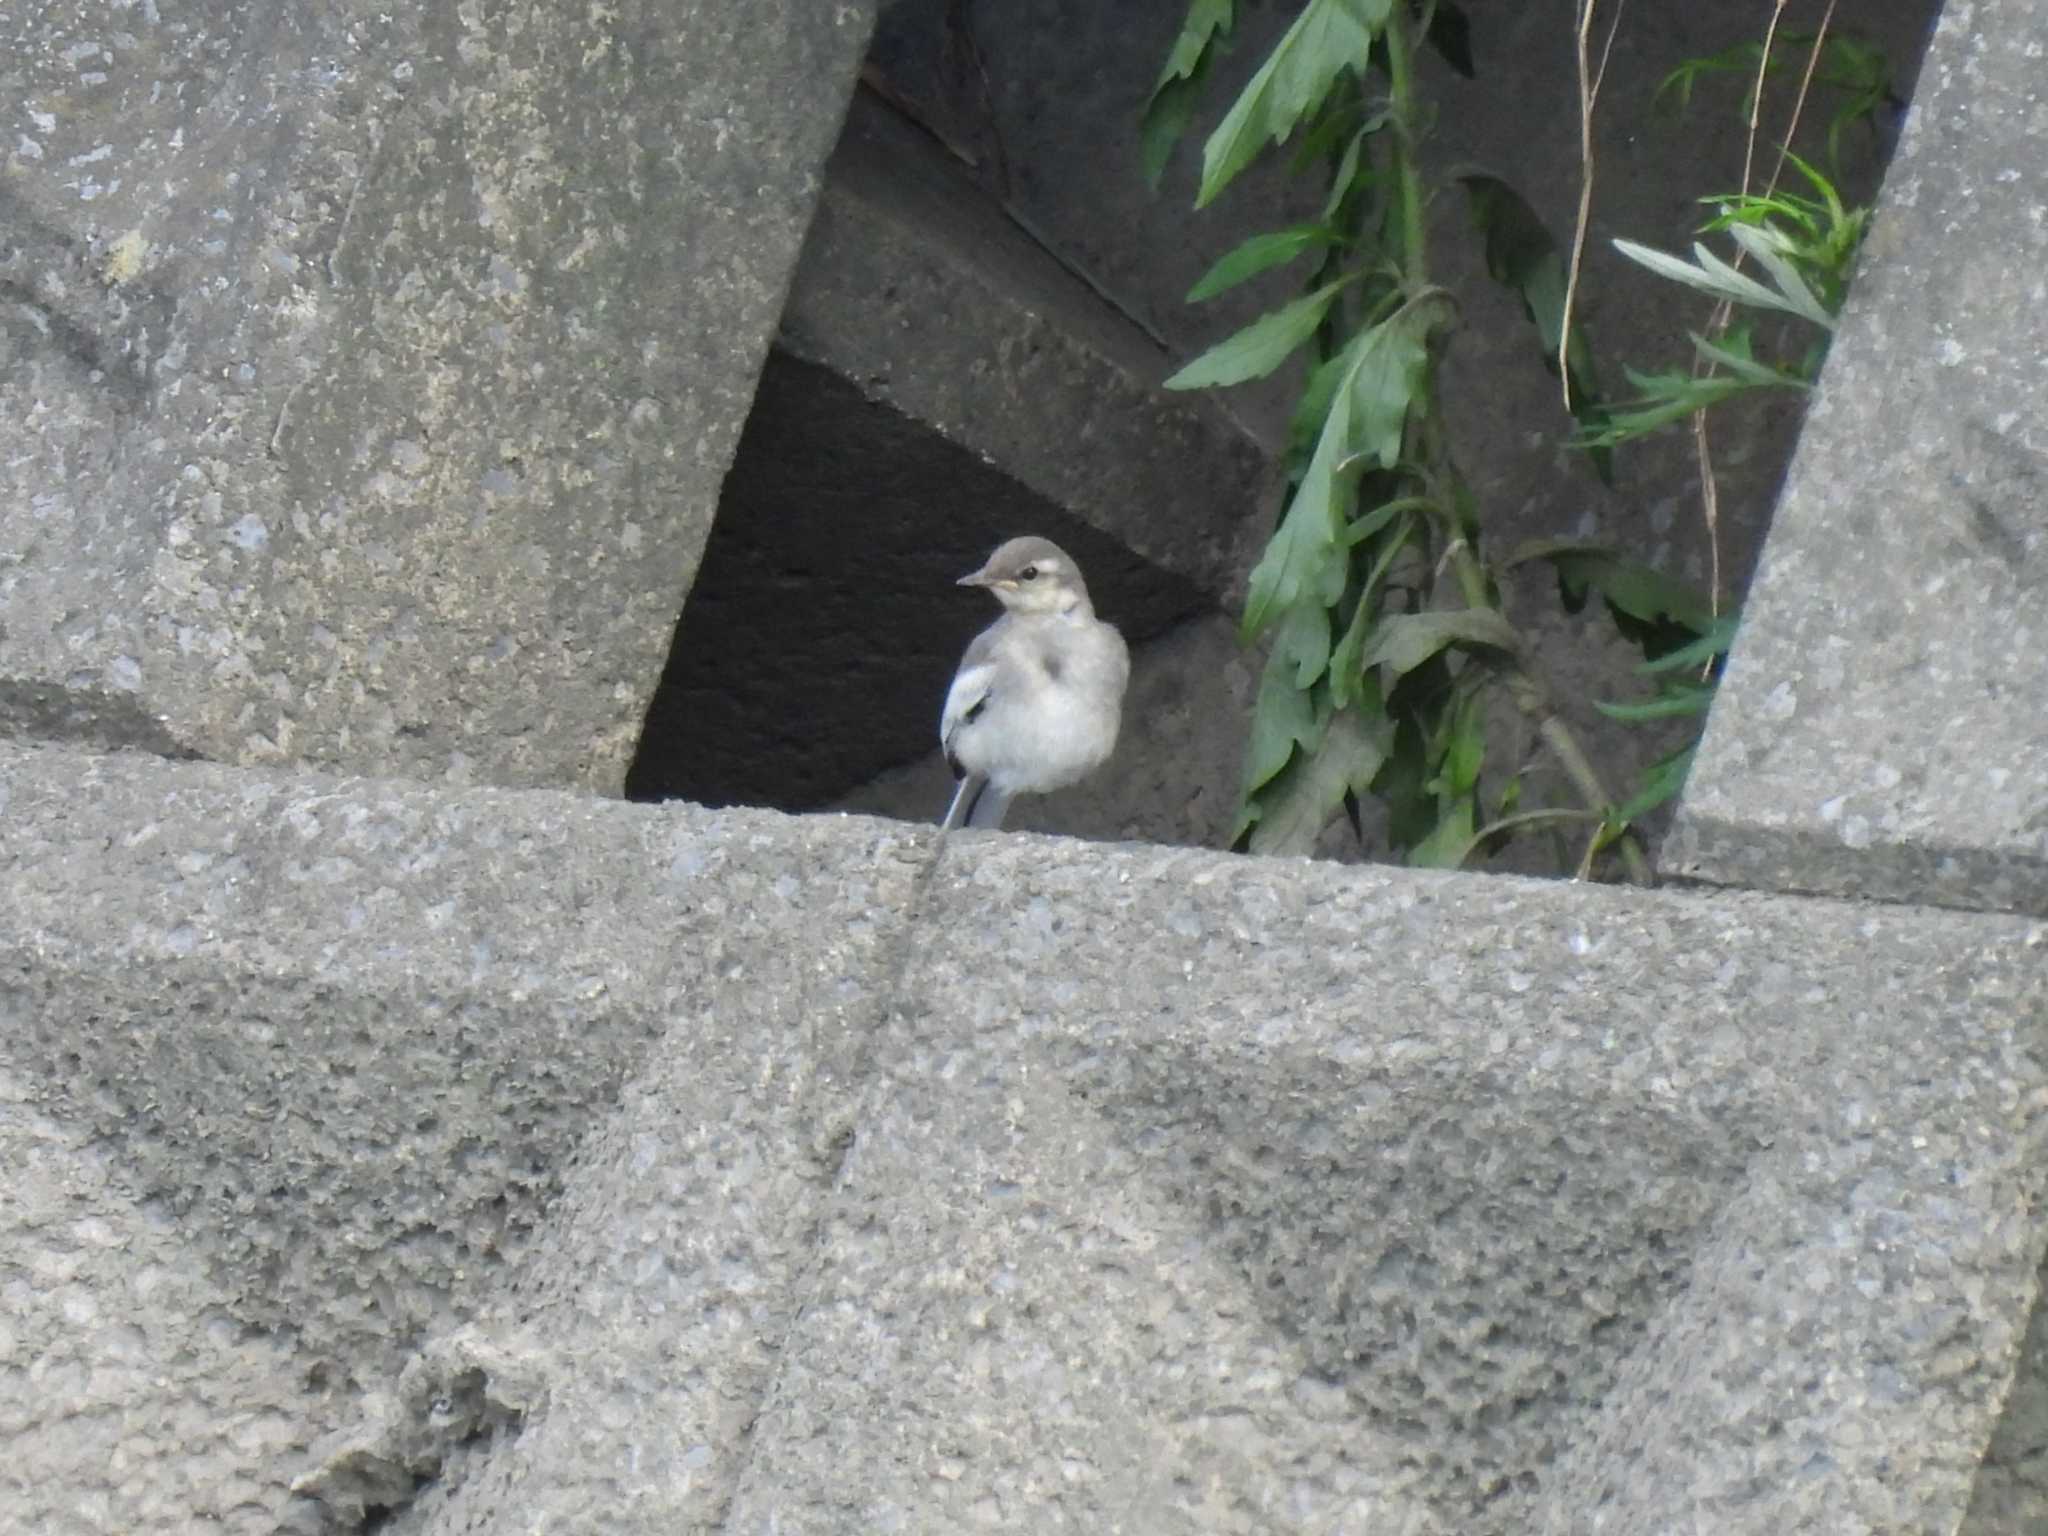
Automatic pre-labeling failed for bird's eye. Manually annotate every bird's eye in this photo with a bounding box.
[1019,565,1040,582]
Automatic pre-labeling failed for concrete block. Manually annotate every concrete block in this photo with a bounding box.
[1964,1248,2048,1533]
[731,837,2048,1535]
[0,0,873,792]
[7,743,2045,1531]
[0,1062,329,1535]
[0,741,916,1530]
[1668,2,2048,915]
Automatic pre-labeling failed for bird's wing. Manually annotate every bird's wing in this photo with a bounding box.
[940,619,1006,771]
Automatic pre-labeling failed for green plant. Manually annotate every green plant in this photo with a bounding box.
[1560,151,1867,826]
[1584,153,1866,450]
[1657,30,1901,170]
[1143,0,1662,877]
[1142,4,1883,872]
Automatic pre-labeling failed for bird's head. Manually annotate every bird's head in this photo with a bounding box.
[957,536,1092,617]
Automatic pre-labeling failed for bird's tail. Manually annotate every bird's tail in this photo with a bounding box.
[941,773,1011,831]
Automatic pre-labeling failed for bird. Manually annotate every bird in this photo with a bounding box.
[939,536,1131,832]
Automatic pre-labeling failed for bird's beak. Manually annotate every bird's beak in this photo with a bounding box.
[956,569,991,588]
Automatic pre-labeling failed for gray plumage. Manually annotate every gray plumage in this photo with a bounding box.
[940,536,1130,831]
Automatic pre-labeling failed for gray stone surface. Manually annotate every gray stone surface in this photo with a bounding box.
[781,90,1273,606]
[725,835,2048,1534]
[0,742,916,1531]
[1667,1,2048,916]
[0,0,873,792]
[3,742,2046,1531]
[1965,1249,2048,1534]
[0,1060,326,1535]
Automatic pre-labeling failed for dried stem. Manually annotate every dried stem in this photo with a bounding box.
[1559,0,1627,407]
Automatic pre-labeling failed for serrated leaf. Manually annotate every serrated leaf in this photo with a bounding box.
[1341,293,1450,470]
[1142,0,1235,186]
[1246,703,1391,856]
[1186,225,1334,302]
[1358,608,1520,679]
[1198,0,1395,209]
[1243,297,1446,640]
[1507,540,1715,636]
[1244,646,1323,795]
[1166,278,1349,389]
[1275,598,1333,689]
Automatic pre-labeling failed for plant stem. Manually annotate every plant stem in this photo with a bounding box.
[1386,4,1650,887]
[1381,7,1430,293]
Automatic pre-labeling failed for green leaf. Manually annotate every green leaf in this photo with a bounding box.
[1246,703,1392,856]
[1198,0,1395,209]
[1243,646,1324,796]
[1320,120,1376,220]
[1507,539,1716,637]
[1274,598,1333,689]
[1357,607,1520,679]
[1612,237,1836,330]
[1142,0,1235,187]
[1722,222,1836,327]
[1458,171,1610,479]
[1436,692,1486,797]
[1612,744,1696,825]
[1637,611,1740,673]
[1186,225,1335,302]
[1690,327,1809,388]
[1407,796,1478,869]
[1284,325,1365,468]
[1165,278,1350,389]
[1593,685,1716,721]
[1372,712,1434,851]
[1243,296,1447,641]
[1570,366,1766,449]
[1344,294,1452,471]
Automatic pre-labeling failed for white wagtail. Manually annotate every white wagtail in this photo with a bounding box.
[940,536,1131,831]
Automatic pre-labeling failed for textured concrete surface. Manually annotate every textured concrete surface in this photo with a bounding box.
[781,90,1272,605]
[731,836,2048,1535]
[7,742,2042,1532]
[0,0,872,792]
[1966,1248,2048,1534]
[1668,1,2048,916]
[0,1060,327,1535]
[0,743,917,1531]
